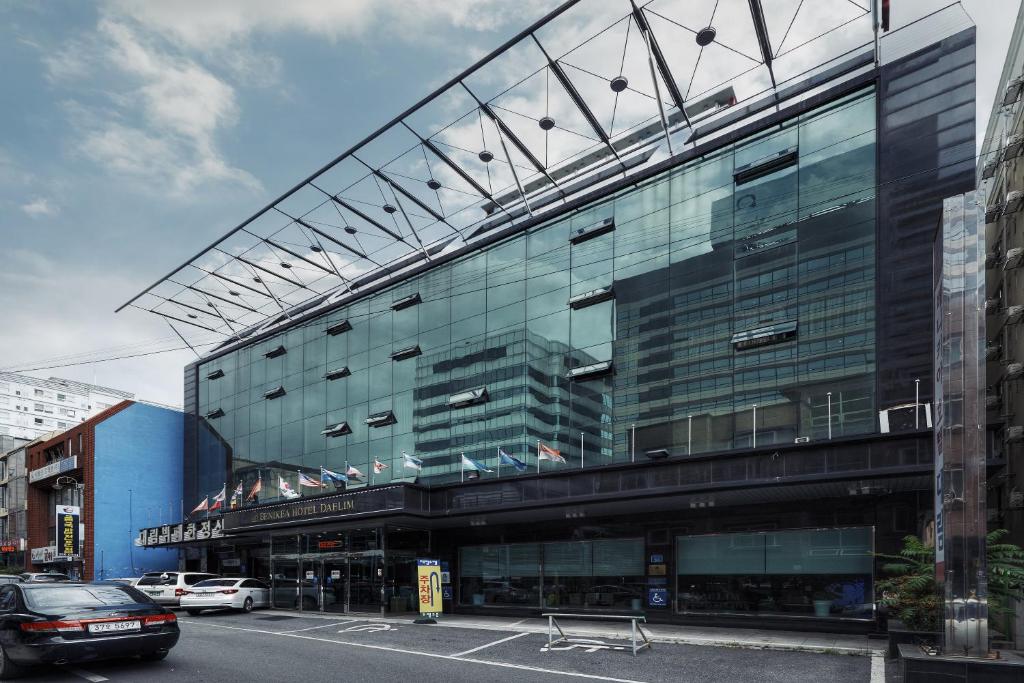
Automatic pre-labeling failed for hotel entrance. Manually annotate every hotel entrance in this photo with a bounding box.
[268,525,428,615]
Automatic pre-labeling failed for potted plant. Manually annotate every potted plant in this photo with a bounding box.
[812,589,835,617]
[876,535,942,657]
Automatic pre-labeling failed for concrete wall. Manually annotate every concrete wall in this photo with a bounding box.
[93,403,182,579]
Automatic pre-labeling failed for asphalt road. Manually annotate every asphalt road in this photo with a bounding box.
[22,611,874,683]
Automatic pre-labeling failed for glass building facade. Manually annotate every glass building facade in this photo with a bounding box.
[166,23,978,627]
[195,89,877,496]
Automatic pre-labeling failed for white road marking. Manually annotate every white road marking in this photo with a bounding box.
[870,653,885,683]
[342,623,394,632]
[451,631,529,657]
[181,620,648,683]
[63,666,109,682]
[282,620,356,633]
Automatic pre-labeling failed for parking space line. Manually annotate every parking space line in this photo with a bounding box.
[63,666,109,682]
[182,620,647,682]
[281,620,356,633]
[451,631,530,657]
[869,653,885,683]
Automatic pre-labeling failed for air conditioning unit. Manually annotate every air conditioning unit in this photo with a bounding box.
[1005,191,1024,215]
[1006,134,1024,160]
[1005,363,1024,381]
[1004,76,1023,106]
[1007,305,1024,324]
[1005,425,1024,443]
[982,159,998,180]
[1004,247,1024,270]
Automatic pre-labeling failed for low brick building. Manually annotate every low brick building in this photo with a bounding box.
[26,401,183,580]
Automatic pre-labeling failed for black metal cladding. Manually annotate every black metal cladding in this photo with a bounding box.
[876,27,976,410]
[264,386,286,400]
[324,367,351,381]
[206,369,225,380]
[391,293,422,311]
[264,345,286,358]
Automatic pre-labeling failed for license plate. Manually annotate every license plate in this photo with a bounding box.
[88,620,141,634]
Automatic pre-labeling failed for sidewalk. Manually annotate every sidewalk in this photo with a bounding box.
[253,609,884,657]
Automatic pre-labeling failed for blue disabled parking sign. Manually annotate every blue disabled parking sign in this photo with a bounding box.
[647,588,668,608]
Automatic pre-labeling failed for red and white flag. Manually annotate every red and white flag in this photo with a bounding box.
[246,475,262,501]
[209,485,226,511]
[190,497,209,515]
[538,442,565,463]
[373,459,389,474]
[346,465,365,480]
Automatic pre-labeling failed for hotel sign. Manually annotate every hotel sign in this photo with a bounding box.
[225,488,402,531]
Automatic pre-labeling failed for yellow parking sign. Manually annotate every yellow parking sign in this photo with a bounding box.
[416,559,442,619]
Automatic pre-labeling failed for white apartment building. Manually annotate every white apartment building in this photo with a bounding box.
[0,373,134,440]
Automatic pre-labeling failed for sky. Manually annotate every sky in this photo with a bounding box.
[0,0,1018,408]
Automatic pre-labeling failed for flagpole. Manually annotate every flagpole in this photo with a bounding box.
[537,440,541,473]
[580,432,584,470]
[461,453,464,483]
[497,448,501,479]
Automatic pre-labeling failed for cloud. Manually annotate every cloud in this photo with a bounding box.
[20,197,58,218]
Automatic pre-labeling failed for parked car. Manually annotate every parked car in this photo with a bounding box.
[0,581,179,678]
[18,573,69,583]
[136,572,218,606]
[180,578,270,615]
[103,578,141,587]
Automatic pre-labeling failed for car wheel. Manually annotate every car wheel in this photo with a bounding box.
[139,650,169,662]
[0,643,26,680]
[186,609,202,616]
[242,597,254,613]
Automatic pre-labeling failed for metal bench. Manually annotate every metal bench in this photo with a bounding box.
[542,612,652,657]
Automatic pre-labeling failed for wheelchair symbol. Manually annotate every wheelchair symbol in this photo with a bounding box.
[648,590,667,606]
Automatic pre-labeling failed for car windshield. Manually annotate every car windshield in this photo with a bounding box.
[137,573,177,586]
[24,585,148,610]
[193,579,239,588]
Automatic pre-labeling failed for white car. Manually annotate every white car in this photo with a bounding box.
[181,578,270,614]
[136,571,219,606]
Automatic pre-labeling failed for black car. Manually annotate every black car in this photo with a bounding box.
[0,582,179,678]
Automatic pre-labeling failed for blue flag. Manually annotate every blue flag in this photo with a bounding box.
[461,454,493,473]
[498,448,528,472]
[321,467,348,485]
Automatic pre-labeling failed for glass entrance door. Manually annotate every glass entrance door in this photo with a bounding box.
[348,554,381,613]
[319,558,348,613]
[271,559,300,609]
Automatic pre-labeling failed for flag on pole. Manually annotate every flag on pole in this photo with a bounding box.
[402,452,423,471]
[461,454,493,472]
[499,448,528,472]
[346,465,365,480]
[246,474,262,501]
[278,476,300,499]
[321,467,348,486]
[373,459,389,474]
[229,482,243,509]
[190,497,209,515]
[299,472,325,488]
[209,484,226,512]
[538,442,565,463]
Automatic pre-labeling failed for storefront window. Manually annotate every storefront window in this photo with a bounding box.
[676,527,873,619]
[459,538,644,610]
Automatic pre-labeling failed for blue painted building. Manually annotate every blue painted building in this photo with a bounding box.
[27,401,182,580]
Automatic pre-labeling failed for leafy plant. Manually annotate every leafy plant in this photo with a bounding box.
[877,530,1024,635]
[876,534,940,632]
[986,529,1024,630]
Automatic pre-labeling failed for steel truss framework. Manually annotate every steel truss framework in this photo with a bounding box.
[119,0,884,346]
